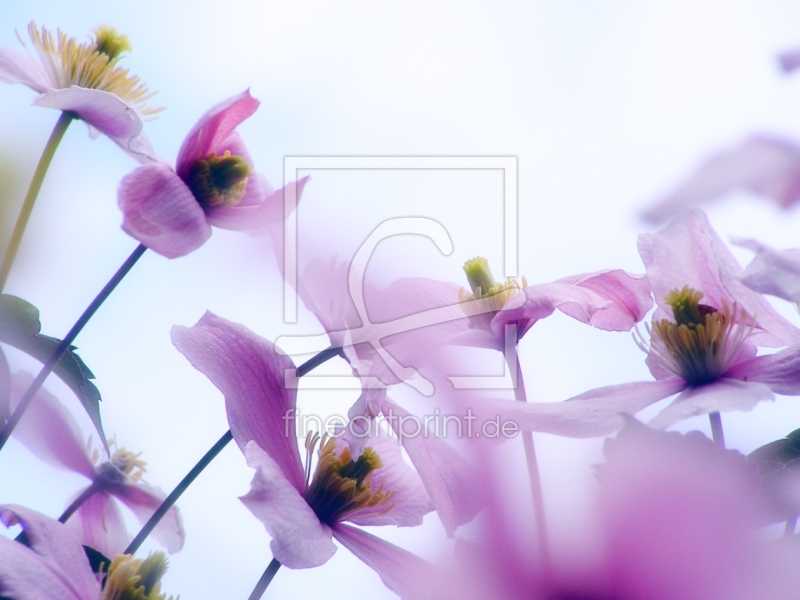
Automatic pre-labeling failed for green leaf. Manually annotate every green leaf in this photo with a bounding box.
[747,429,800,525]
[0,294,104,447]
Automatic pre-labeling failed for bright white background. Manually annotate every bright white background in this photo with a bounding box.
[3,1,800,598]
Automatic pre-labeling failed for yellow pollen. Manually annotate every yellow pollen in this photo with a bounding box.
[94,437,148,484]
[21,22,160,117]
[459,257,527,330]
[185,150,251,209]
[304,439,394,525]
[101,553,175,600]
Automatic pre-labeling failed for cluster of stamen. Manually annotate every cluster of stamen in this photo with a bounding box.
[185,150,251,210]
[21,22,160,116]
[459,257,527,329]
[635,286,755,386]
[101,552,174,600]
[303,435,393,525]
[93,437,147,484]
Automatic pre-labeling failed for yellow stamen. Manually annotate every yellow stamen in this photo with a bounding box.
[459,257,527,328]
[185,150,251,209]
[102,553,175,600]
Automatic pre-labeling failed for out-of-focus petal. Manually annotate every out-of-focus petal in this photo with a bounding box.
[482,378,686,438]
[735,238,800,304]
[175,90,259,178]
[647,379,774,430]
[171,311,305,491]
[332,524,435,600]
[638,209,800,347]
[0,349,9,424]
[0,47,48,92]
[557,269,652,331]
[0,535,84,600]
[641,136,800,223]
[725,344,800,396]
[118,162,211,259]
[65,491,128,559]
[10,372,95,479]
[240,441,336,569]
[0,504,100,599]
[112,482,185,553]
[34,87,156,163]
[779,47,800,73]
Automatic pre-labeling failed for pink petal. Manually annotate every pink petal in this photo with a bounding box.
[736,238,800,304]
[9,372,95,479]
[171,311,306,491]
[382,399,483,535]
[0,504,100,599]
[557,269,652,331]
[647,378,774,430]
[332,524,434,600]
[725,344,800,396]
[0,535,85,600]
[483,378,686,438]
[175,90,259,179]
[779,47,800,73]
[240,441,336,569]
[118,162,212,259]
[641,136,800,223]
[207,177,308,232]
[638,209,800,347]
[65,491,128,559]
[113,482,185,553]
[34,87,157,163]
[0,47,49,92]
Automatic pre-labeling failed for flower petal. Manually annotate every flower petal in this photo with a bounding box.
[34,87,157,163]
[0,47,49,92]
[65,491,128,559]
[118,162,211,259]
[641,136,800,223]
[0,349,10,424]
[0,535,84,600]
[9,372,95,479]
[171,311,305,491]
[206,176,308,232]
[735,238,800,305]
[725,344,800,396]
[332,524,434,600]
[779,47,800,73]
[175,90,259,179]
[482,378,686,438]
[112,482,185,553]
[240,441,336,569]
[0,504,100,599]
[647,378,774,430]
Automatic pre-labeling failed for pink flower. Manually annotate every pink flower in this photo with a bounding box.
[0,23,158,162]
[9,372,184,559]
[497,210,800,437]
[641,135,800,223]
[736,237,800,305]
[171,312,434,599]
[117,90,307,258]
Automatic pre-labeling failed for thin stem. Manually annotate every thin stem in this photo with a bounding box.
[709,412,725,448]
[247,559,281,600]
[125,348,337,555]
[0,111,74,291]
[785,515,797,537]
[509,349,551,570]
[58,480,101,523]
[0,243,147,452]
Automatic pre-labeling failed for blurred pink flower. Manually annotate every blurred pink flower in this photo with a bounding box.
[172,312,434,599]
[0,23,158,162]
[496,210,800,437]
[736,237,800,305]
[9,372,184,559]
[118,90,307,258]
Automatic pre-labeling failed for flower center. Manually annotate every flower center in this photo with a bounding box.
[303,437,393,525]
[638,286,754,386]
[102,552,174,600]
[22,22,160,116]
[95,439,147,484]
[186,150,251,209]
[459,257,527,330]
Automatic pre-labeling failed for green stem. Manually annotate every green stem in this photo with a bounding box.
[124,348,337,555]
[0,243,147,453]
[0,111,75,292]
[248,559,281,599]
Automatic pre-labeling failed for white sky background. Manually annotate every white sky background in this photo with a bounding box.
[3,1,800,598]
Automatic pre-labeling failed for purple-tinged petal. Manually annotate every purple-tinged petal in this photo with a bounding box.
[171,311,305,491]
[240,441,336,569]
[332,524,435,600]
[118,162,211,259]
[112,482,185,553]
[638,209,800,347]
[335,423,433,528]
[0,535,86,600]
[10,372,95,479]
[176,90,259,179]
[647,379,774,430]
[65,491,128,559]
[0,47,49,92]
[0,349,9,424]
[557,269,652,331]
[0,505,100,599]
[726,344,800,395]
[641,136,800,223]
[484,378,686,438]
[34,87,157,163]
[779,47,800,73]
[735,238,800,304]
[382,399,483,535]
[207,177,308,232]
